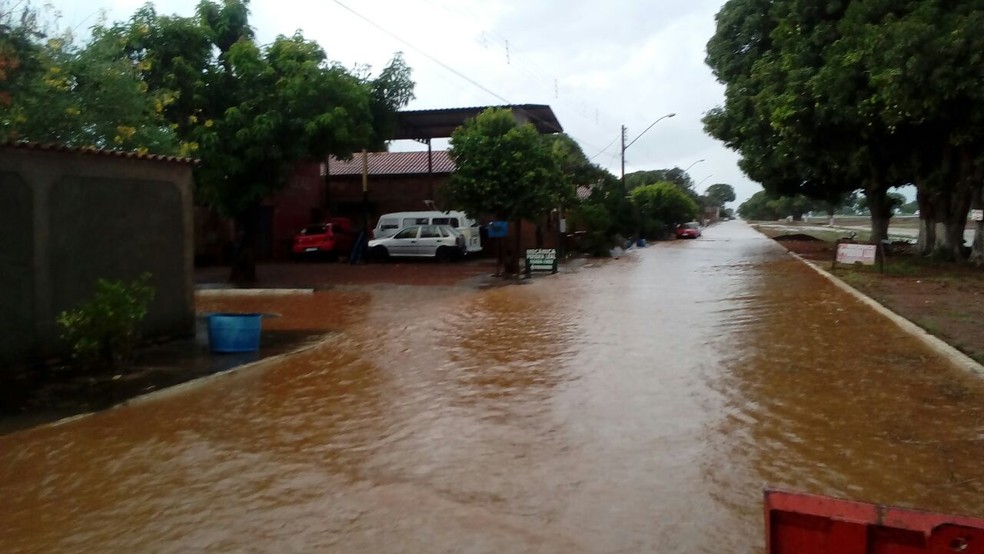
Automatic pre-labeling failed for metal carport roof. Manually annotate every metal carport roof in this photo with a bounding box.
[391,104,563,140]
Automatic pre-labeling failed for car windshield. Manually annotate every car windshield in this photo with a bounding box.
[684,223,699,229]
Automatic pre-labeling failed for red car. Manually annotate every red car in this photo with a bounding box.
[675,221,702,239]
[291,218,355,260]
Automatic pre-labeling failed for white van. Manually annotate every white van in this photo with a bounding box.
[373,211,482,253]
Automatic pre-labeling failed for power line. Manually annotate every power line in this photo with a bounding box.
[332,0,610,156]
[459,22,601,129]
[589,133,620,161]
[333,0,512,105]
[417,0,620,130]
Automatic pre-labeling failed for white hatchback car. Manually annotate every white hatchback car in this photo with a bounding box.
[368,224,466,261]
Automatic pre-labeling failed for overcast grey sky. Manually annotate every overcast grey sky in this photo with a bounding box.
[52,0,759,205]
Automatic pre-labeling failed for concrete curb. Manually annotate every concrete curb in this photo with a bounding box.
[44,335,330,431]
[787,251,984,378]
[196,288,314,296]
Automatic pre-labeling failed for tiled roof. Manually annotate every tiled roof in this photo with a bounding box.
[0,141,198,164]
[328,150,454,176]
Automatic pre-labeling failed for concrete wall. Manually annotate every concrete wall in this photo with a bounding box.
[0,146,195,369]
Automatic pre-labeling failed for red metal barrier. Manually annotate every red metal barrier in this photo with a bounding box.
[766,490,984,553]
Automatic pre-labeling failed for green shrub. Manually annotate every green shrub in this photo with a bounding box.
[56,273,155,372]
[570,203,615,256]
[639,216,668,240]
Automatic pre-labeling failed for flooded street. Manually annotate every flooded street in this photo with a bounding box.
[3,221,984,552]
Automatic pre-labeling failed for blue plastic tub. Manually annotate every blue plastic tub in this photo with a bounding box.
[207,313,262,353]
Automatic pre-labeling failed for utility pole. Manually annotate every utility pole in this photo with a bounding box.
[620,125,627,192]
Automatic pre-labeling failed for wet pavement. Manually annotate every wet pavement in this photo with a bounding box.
[3,221,984,552]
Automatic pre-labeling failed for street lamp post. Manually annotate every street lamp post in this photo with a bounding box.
[683,158,705,175]
[620,112,675,245]
[697,174,714,189]
[620,113,676,190]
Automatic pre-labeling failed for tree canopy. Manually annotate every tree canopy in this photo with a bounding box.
[0,2,178,152]
[625,168,696,196]
[704,183,736,207]
[630,181,699,235]
[737,191,820,222]
[704,0,984,261]
[94,1,414,220]
[445,107,570,222]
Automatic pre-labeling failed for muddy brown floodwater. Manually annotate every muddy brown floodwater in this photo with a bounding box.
[3,221,984,553]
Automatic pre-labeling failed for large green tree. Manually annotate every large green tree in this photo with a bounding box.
[737,190,826,222]
[625,168,695,193]
[837,0,984,261]
[704,183,736,207]
[0,2,178,152]
[705,0,872,236]
[101,0,414,281]
[444,107,571,273]
[706,0,984,261]
[630,181,699,237]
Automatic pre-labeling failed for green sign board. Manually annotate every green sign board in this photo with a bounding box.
[525,248,558,275]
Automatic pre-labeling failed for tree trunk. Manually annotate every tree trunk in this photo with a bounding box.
[229,205,259,284]
[935,149,974,261]
[970,180,984,266]
[866,185,891,244]
[512,218,523,274]
[916,186,936,257]
[501,219,522,275]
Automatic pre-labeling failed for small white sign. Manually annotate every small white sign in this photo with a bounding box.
[836,243,877,266]
[972,209,983,221]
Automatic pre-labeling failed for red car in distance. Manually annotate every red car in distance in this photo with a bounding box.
[675,221,702,239]
[291,218,356,260]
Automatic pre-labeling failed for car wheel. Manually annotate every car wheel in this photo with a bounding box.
[435,246,454,263]
[371,245,389,262]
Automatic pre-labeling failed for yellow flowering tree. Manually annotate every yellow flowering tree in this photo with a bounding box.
[0,2,178,153]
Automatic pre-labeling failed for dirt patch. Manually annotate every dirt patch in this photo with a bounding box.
[773,233,824,242]
[774,239,984,366]
[776,239,837,262]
